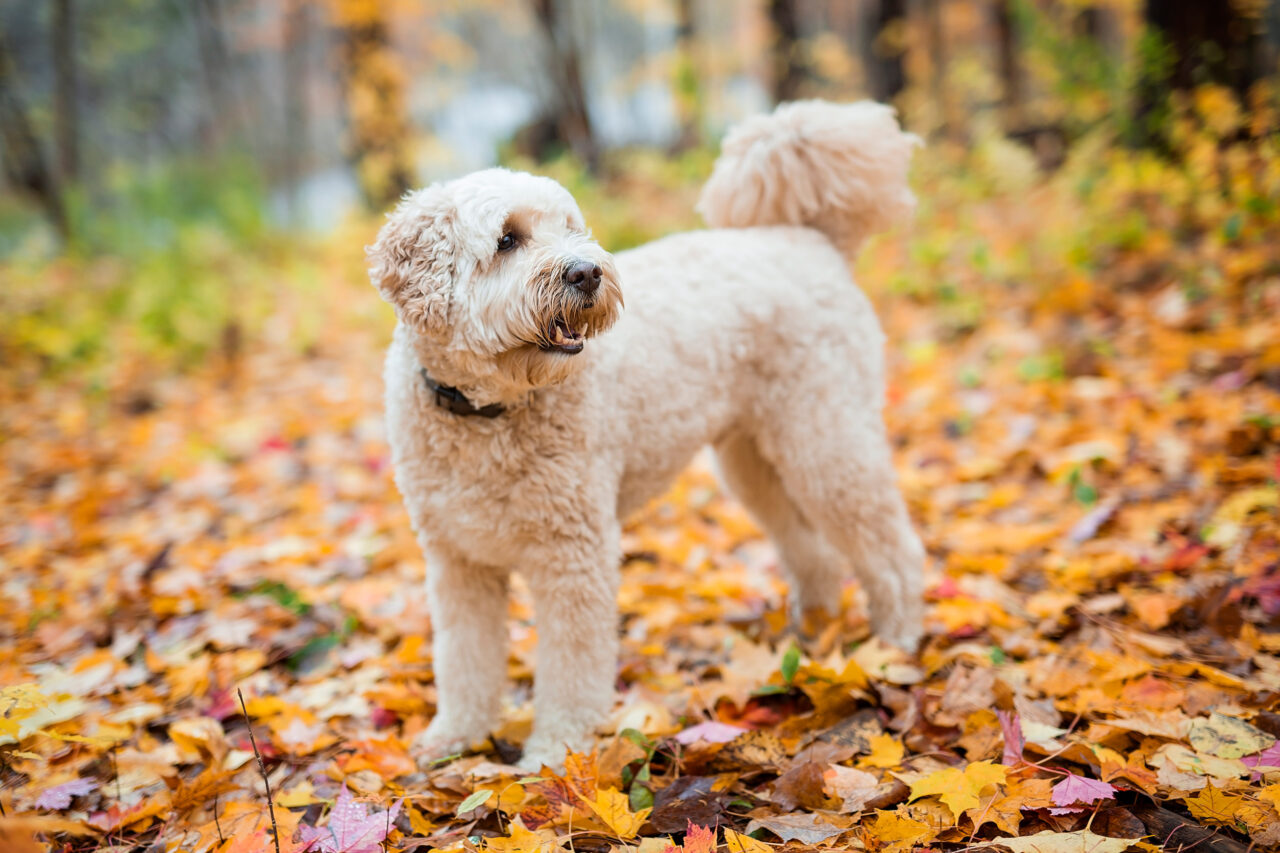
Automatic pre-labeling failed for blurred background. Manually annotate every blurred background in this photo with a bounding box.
[2,8,1280,842]
[0,0,1278,385]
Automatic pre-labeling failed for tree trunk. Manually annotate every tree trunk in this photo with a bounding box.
[282,0,311,222]
[335,2,416,210]
[192,0,239,153]
[767,0,807,103]
[0,25,66,236]
[671,0,703,150]
[530,0,599,171]
[864,0,906,103]
[51,0,78,184]
[1134,0,1266,147]
[921,0,958,139]
[992,0,1022,133]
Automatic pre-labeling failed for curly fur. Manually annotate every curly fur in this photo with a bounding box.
[369,100,925,771]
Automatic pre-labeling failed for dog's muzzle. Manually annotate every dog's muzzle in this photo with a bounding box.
[541,258,604,355]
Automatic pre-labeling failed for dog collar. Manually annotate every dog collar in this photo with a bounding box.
[420,368,506,418]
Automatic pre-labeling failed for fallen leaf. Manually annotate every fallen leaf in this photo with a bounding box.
[298,784,402,853]
[745,812,845,845]
[1187,712,1276,759]
[581,787,651,839]
[968,829,1137,853]
[908,760,1008,818]
[1050,773,1116,807]
[34,777,97,810]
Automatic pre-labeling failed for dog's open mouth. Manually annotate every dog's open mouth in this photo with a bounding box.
[541,317,585,355]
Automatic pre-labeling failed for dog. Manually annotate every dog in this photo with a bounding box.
[368,100,925,771]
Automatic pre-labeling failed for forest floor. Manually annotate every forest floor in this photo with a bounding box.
[3,123,1280,853]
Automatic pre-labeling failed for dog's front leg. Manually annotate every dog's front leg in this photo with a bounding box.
[413,551,510,769]
[519,540,620,771]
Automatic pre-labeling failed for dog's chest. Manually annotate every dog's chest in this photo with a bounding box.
[389,397,600,567]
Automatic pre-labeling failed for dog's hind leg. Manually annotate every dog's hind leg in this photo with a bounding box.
[713,432,849,629]
[413,551,510,769]
[755,410,926,652]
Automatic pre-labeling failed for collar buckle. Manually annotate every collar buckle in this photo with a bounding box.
[420,368,506,418]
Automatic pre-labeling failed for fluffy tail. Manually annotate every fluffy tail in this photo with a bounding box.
[696,100,919,256]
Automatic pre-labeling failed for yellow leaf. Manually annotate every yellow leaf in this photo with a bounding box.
[868,810,934,853]
[908,760,1009,819]
[1260,782,1280,811]
[581,787,651,839]
[862,733,905,768]
[724,828,772,853]
[1184,785,1246,826]
[485,817,562,853]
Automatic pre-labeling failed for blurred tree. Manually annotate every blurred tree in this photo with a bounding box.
[283,0,311,221]
[863,0,905,103]
[332,0,416,210]
[52,0,78,184]
[193,0,241,152]
[0,24,66,236]
[992,0,1023,133]
[672,0,704,150]
[921,0,960,139]
[529,0,599,170]
[767,0,809,102]
[1134,0,1267,148]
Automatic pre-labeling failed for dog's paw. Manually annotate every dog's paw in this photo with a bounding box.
[516,740,567,774]
[876,622,923,655]
[411,721,487,772]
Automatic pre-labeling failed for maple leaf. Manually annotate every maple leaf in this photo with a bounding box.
[866,810,934,853]
[170,768,242,815]
[34,777,97,809]
[861,732,905,768]
[908,760,1008,819]
[581,787,651,839]
[298,785,402,853]
[1184,784,1246,827]
[1050,773,1116,808]
[682,822,716,853]
[485,817,562,853]
[1242,741,1280,780]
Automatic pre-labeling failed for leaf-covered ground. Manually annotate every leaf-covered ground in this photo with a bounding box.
[3,116,1280,852]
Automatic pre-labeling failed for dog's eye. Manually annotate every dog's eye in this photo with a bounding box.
[497,233,516,252]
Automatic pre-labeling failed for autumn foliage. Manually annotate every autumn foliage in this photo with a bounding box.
[3,83,1280,852]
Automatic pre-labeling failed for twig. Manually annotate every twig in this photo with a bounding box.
[215,790,225,845]
[110,742,122,801]
[239,688,282,853]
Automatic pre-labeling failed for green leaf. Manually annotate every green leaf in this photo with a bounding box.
[455,788,493,816]
[781,642,801,684]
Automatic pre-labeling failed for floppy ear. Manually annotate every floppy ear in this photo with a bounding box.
[366,186,457,338]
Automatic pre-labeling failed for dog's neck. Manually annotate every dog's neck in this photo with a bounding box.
[401,324,551,411]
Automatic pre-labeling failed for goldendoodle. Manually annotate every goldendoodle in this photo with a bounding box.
[367,100,925,770]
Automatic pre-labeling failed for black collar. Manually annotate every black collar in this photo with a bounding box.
[420,368,506,418]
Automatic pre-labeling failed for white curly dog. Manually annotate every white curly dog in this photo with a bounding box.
[368,100,925,771]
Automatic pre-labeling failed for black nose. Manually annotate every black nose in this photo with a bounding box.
[565,260,602,295]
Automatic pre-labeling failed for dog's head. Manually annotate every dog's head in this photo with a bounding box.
[368,168,622,402]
